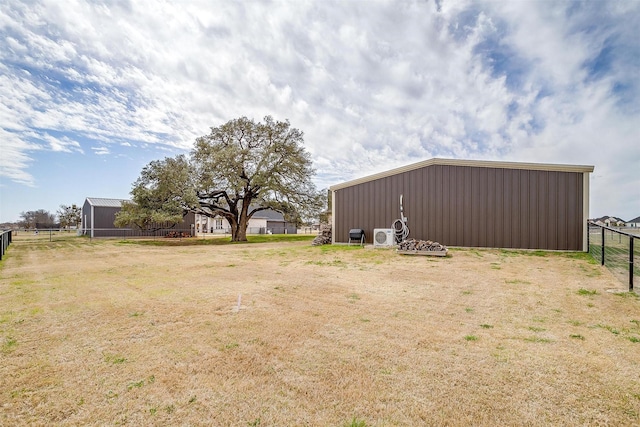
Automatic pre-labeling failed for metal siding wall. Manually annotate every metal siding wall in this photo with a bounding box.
[333,165,584,250]
[529,171,539,249]
[82,200,92,230]
[558,172,569,249]
[486,169,495,247]
[567,174,583,248]
[463,167,472,246]
[472,167,481,247]
[95,207,120,229]
[538,171,549,249]
[511,169,521,249]
[548,172,559,249]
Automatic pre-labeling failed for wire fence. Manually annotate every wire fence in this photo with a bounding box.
[1,229,12,260]
[8,226,315,242]
[588,222,639,291]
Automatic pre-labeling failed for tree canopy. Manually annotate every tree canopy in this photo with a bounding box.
[119,116,324,241]
[114,155,197,231]
[57,204,82,229]
[18,209,56,229]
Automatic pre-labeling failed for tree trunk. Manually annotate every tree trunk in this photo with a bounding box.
[229,215,249,241]
[234,225,247,242]
[231,200,250,242]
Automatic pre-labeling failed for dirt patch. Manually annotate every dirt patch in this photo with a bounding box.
[1,237,639,426]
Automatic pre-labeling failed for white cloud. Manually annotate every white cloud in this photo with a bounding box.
[91,146,110,156]
[0,0,638,218]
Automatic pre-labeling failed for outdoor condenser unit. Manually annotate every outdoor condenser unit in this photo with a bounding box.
[373,228,395,247]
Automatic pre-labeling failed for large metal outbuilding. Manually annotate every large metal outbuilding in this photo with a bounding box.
[330,158,594,251]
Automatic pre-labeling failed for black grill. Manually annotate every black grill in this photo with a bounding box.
[348,229,365,246]
[349,229,364,240]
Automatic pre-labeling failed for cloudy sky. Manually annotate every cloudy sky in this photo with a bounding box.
[1,0,639,223]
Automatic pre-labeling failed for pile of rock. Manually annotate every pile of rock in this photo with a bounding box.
[311,223,332,246]
[398,238,447,253]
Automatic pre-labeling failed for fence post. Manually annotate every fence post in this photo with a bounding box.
[630,238,635,292]
[601,227,605,266]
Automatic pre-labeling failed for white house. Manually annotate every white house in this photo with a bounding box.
[593,216,626,227]
[626,216,640,228]
[195,209,296,235]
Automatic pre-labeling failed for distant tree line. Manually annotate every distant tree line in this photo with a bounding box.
[14,204,82,229]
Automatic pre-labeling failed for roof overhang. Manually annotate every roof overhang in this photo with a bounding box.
[330,158,595,191]
[85,197,129,208]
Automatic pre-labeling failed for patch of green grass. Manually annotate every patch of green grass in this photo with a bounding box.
[104,354,127,364]
[505,279,531,285]
[347,293,360,301]
[578,288,598,296]
[562,252,598,263]
[461,290,473,295]
[127,380,145,390]
[570,334,585,340]
[614,292,639,299]
[501,249,547,257]
[569,320,583,326]
[631,320,640,327]
[189,396,197,404]
[593,324,620,335]
[320,245,367,253]
[118,234,315,247]
[344,417,367,427]
[128,311,144,317]
[305,259,346,267]
[465,307,474,313]
[524,336,552,343]
[528,326,546,332]
[464,335,478,341]
[222,342,239,350]
[480,324,493,329]
[2,336,17,354]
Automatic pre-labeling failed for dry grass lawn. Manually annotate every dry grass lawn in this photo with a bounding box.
[2,234,640,426]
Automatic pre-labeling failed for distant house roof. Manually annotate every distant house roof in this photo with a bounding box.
[85,197,128,208]
[627,216,640,223]
[251,209,285,221]
[592,215,626,224]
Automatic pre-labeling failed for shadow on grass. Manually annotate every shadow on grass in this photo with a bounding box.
[116,234,316,246]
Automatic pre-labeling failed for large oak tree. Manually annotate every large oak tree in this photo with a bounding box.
[118,116,323,241]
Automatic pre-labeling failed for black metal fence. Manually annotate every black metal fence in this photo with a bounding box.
[1,229,12,260]
[198,226,299,236]
[588,222,639,291]
[8,227,306,242]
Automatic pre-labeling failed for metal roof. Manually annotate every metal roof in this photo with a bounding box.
[85,197,129,208]
[251,209,285,221]
[330,158,595,191]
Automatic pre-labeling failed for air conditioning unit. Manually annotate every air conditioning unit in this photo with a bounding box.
[373,228,395,247]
